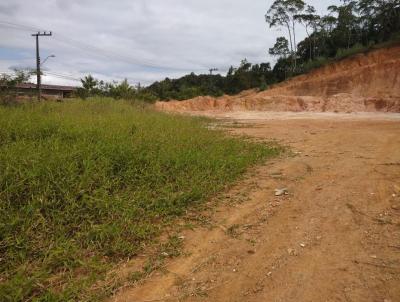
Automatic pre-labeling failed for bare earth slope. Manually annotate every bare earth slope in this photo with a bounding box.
[155,45,400,113]
[111,116,400,302]
[110,48,400,302]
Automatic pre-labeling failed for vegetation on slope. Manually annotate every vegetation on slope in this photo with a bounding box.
[0,99,280,301]
[68,0,399,102]
[1,1,398,104]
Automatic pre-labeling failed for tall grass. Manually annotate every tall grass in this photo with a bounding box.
[335,43,367,60]
[0,99,280,301]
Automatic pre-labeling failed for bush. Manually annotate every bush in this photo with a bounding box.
[0,70,32,105]
[299,56,330,74]
[335,43,367,60]
[259,76,268,91]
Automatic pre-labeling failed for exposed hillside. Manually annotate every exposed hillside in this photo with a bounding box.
[155,45,400,113]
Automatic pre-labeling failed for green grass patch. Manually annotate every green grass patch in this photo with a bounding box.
[0,99,280,301]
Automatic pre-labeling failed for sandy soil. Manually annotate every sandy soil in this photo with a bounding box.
[155,45,400,113]
[111,113,400,302]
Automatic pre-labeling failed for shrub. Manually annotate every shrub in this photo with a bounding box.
[335,43,367,60]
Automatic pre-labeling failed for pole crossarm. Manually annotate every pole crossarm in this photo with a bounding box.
[31,31,52,37]
[209,68,218,75]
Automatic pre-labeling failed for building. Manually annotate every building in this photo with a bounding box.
[14,83,77,99]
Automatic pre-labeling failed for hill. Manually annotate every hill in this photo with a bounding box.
[155,45,400,113]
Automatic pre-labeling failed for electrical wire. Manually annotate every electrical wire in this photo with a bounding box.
[0,19,218,87]
[0,20,206,72]
[52,33,205,72]
[43,72,81,82]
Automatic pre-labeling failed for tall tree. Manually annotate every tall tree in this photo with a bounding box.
[295,5,320,60]
[328,1,359,49]
[266,0,306,70]
[358,0,400,42]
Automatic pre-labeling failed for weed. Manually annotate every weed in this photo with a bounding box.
[226,224,241,238]
[0,99,280,301]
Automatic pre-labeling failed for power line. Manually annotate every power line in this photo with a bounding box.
[0,20,206,73]
[0,70,81,83]
[1,19,218,86]
[43,72,81,82]
[0,57,35,61]
[0,21,41,32]
[52,33,202,72]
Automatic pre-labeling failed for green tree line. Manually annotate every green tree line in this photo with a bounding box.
[79,0,399,102]
[2,0,398,103]
[268,0,400,80]
[76,60,276,102]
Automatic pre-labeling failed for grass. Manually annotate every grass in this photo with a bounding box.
[0,99,280,301]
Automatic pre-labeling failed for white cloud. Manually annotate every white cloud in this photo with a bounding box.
[0,0,339,86]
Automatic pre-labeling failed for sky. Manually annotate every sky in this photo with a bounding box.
[0,0,339,87]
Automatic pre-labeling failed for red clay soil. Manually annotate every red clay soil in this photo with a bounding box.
[110,116,400,302]
[155,45,400,113]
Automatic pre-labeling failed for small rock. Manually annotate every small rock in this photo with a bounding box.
[275,188,289,196]
[300,243,306,248]
[266,271,272,276]
[161,252,169,257]
[391,205,399,210]
[233,268,237,272]
[270,171,283,178]
[370,255,377,259]
[178,235,185,240]
[247,249,256,254]
[392,194,397,198]
[287,248,297,255]
[384,299,392,302]
[377,217,392,224]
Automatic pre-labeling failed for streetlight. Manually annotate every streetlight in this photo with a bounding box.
[41,54,55,66]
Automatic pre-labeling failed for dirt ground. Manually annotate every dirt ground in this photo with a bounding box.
[111,112,400,302]
[155,45,400,114]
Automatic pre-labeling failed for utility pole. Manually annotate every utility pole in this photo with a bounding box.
[32,31,52,101]
[209,68,218,75]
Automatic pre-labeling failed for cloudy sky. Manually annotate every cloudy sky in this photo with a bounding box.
[1,0,339,86]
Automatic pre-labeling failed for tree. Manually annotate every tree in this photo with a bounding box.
[109,79,135,99]
[358,0,400,43]
[269,36,290,58]
[81,74,98,90]
[0,69,32,104]
[295,5,320,60]
[80,74,99,97]
[328,1,359,49]
[266,0,306,71]
[272,57,292,81]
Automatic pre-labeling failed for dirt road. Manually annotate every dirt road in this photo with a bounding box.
[112,113,400,302]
